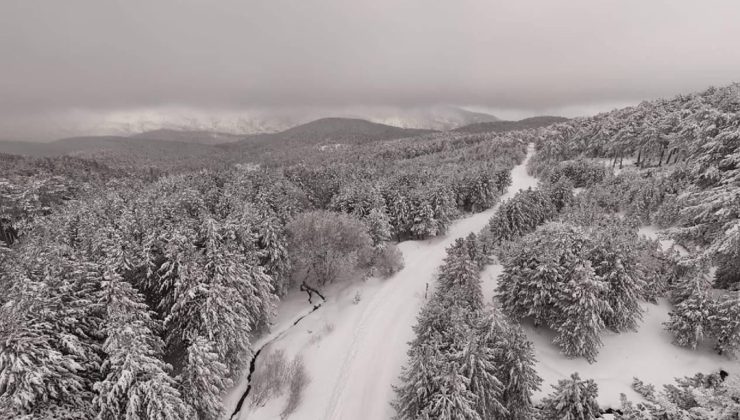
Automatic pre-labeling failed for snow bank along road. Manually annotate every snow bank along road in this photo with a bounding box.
[226,143,539,420]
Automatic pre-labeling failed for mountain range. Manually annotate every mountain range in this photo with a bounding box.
[0,115,566,170]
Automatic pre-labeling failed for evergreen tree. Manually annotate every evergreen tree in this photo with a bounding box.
[457,335,506,419]
[477,310,541,420]
[587,226,645,333]
[664,284,714,349]
[364,208,392,248]
[0,276,93,417]
[552,264,608,363]
[437,239,484,313]
[540,373,600,420]
[93,261,191,420]
[708,292,740,356]
[254,212,291,297]
[176,337,231,420]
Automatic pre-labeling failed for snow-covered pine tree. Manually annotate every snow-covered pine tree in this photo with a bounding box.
[498,223,592,327]
[586,226,645,333]
[0,251,98,418]
[457,335,507,419]
[176,336,231,420]
[364,208,392,249]
[393,343,446,420]
[463,233,490,270]
[552,261,608,363]
[539,373,600,420]
[476,309,541,420]
[670,268,714,305]
[254,211,291,297]
[94,240,191,420]
[166,217,275,371]
[411,201,438,239]
[494,168,512,194]
[664,283,714,349]
[418,364,482,420]
[708,291,740,356]
[543,177,575,212]
[395,297,473,419]
[437,238,484,313]
[496,241,561,326]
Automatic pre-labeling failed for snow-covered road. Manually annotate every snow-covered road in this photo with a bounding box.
[225,143,538,419]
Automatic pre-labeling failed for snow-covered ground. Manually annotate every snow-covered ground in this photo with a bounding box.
[223,143,538,419]
[480,226,739,409]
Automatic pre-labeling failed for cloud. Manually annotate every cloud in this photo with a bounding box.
[1,0,738,138]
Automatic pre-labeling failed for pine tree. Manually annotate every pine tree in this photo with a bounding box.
[540,373,600,420]
[254,212,291,297]
[93,266,191,420]
[477,310,541,420]
[393,343,444,420]
[708,292,740,356]
[177,337,231,420]
[364,208,392,248]
[0,277,93,417]
[587,226,645,333]
[437,239,484,313]
[419,365,482,420]
[463,233,490,270]
[0,248,102,418]
[664,284,714,349]
[552,262,608,363]
[457,335,506,419]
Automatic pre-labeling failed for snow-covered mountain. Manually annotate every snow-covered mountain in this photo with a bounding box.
[364,106,499,131]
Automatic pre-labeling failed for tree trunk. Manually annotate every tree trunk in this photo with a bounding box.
[658,146,666,167]
[636,148,642,168]
[665,148,675,165]
[619,155,624,169]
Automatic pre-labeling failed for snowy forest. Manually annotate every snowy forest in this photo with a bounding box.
[1,83,739,420]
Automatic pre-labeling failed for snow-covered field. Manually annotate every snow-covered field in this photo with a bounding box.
[223,144,538,419]
[480,226,739,409]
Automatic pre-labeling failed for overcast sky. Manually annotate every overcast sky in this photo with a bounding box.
[1,0,739,139]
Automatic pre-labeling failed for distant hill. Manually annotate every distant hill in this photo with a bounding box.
[0,136,230,171]
[220,117,436,163]
[0,118,433,169]
[131,129,245,145]
[275,117,434,144]
[369,106,499,131]
[453,116,569,134]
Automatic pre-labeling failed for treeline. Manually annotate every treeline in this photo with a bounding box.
[530,83,740,292]
[0,130,528,418]
[284,136,525,240]
[529,84,740,354]
[394,234,542,420]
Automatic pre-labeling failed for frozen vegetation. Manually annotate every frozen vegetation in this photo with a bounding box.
[1,84,740,419]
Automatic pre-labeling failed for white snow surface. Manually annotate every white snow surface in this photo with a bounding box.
[223,143,538,420]
[480,226,738,410]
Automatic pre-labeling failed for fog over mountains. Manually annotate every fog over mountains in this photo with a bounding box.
[1,105,501,142]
